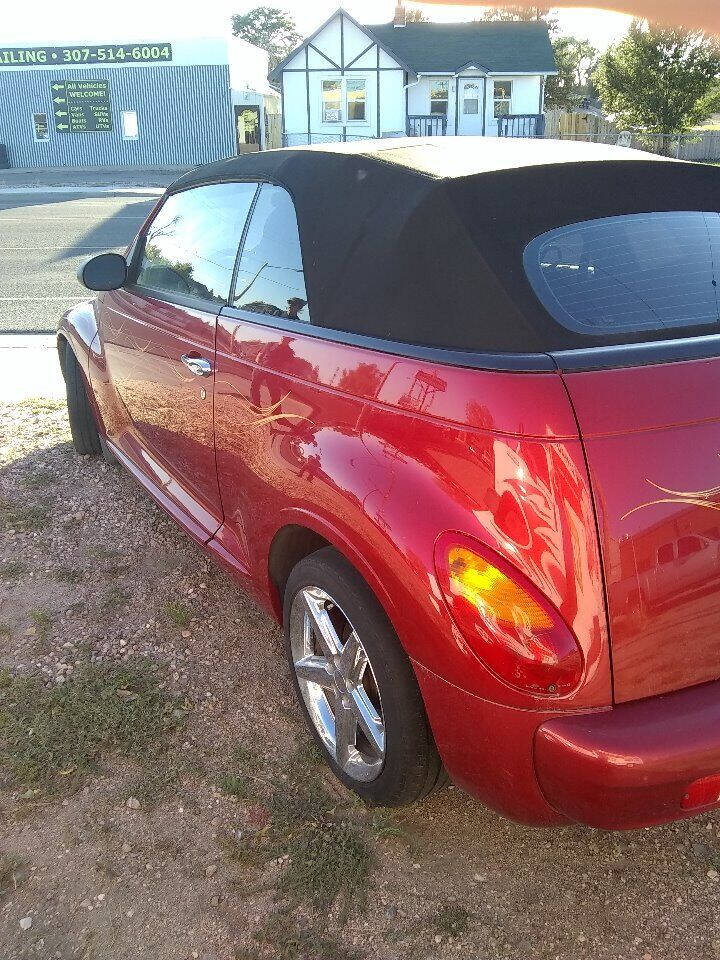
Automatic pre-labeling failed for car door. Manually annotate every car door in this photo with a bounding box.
[100,181,258,540]
[213,182,316,568]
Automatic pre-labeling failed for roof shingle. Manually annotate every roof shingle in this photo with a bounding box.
[367,20,556,75]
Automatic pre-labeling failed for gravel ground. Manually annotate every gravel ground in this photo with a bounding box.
[2,398,720,960]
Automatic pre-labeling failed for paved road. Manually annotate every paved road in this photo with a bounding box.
[0,191,160,333]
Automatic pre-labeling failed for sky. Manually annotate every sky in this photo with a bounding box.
[4,1,633,50]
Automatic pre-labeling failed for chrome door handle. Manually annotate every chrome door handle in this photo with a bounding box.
[181,354,213,377]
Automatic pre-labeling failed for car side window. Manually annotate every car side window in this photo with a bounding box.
[134,182,257,307]
[232,184,310,324]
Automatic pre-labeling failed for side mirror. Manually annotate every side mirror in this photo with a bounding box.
[78,252,127,291]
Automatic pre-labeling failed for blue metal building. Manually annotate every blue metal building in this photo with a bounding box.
[0,37,266,168]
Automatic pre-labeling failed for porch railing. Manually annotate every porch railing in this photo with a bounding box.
[497,114,546,138]
[407,115,448,137]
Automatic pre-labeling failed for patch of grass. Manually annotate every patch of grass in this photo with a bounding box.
[428,902,473,938]
[22,469,56,489]
[102,585,130,611]
[256,911,365,960]
[30,609,52,642]
[294,738,323,766]
[125,763,183,806]
[217,828,264,869]
[219,743,263,800]
[0,852,25,898]
[89,546,121,561]
[220,773,249,799]
[0,660,188,789]
[217,739,374,921]
[18,398,66,415]
[53,565,84,585]
[0,498,51,532]
[164,601,191,628]
[0,560,27,582]
[269,777,373,919]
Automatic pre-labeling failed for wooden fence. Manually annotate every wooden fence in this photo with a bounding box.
[545,109,720,161]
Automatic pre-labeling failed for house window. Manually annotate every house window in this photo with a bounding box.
[322,80,343,123]
[493,80,512,118]
[122,110,139,140]
[463,82,480,115]
[429,80,449,116]
[322,78,367,124]
[346,79,366,122]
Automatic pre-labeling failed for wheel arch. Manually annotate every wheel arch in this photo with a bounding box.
[265,512,401,639]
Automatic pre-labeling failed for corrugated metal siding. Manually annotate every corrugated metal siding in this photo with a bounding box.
[0,64,235,167]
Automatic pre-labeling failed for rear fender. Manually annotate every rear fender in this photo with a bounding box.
[249,415,612,713]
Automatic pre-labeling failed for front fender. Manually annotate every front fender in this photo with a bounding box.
[57,299,99,378]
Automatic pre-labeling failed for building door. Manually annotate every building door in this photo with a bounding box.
[235,105,261,154]
[457,79,484,136]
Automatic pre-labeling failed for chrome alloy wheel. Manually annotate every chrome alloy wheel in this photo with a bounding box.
[289,586,386,782]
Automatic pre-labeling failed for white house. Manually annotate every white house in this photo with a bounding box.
[270,5,557,145]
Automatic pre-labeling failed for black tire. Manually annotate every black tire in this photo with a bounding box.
[64,345,101,456]
[98,433,118,466]
[284,546,443,806]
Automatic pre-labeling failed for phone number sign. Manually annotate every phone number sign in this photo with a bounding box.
[52,80,112,133]
[0,44,172,67]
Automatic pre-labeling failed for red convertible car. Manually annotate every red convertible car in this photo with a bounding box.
[59,138,720,829]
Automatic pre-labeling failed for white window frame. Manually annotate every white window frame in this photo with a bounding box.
[429,79,449,117]
[493,80,513,119]
[345,78,367,124]
[321,77,368,125]
[121,110,139,140]
[321,79,343,124]
[462,81,481,116]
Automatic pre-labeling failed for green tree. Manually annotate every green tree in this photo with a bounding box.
[545,36,599,109]
[231,6,301,72]
[406,6,429,22]
[593,20,720,134]
[480,6,558,34]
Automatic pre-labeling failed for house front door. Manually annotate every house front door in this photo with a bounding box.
[457,79,484,136]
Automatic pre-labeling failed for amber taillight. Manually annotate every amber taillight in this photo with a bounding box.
[434,533,583,697]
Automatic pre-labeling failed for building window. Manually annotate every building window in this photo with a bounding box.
[32,113,49,141]
[121,110,139,140]
[430,80,449,116]
[493,80,512,118]
[346,79,366,122]
[322,80,343,123]
[321,78,367,124]
[463,82,480,115]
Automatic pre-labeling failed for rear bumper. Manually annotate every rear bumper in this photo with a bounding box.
[417,660,720,830]
[535,678,720,830]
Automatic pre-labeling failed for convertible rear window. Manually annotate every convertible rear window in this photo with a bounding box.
[524,212,720,337]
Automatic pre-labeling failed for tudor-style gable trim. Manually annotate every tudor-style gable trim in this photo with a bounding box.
[269,7,415,82]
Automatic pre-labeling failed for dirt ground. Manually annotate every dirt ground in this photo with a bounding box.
[2,398,720,960]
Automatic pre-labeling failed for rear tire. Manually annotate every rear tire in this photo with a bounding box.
[284,546,444,806]
[64,345,101,457]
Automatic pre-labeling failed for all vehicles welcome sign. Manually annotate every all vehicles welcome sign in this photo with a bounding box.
[51,79,112,133]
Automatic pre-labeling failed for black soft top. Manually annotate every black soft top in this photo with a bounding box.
[169,138,720,354]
